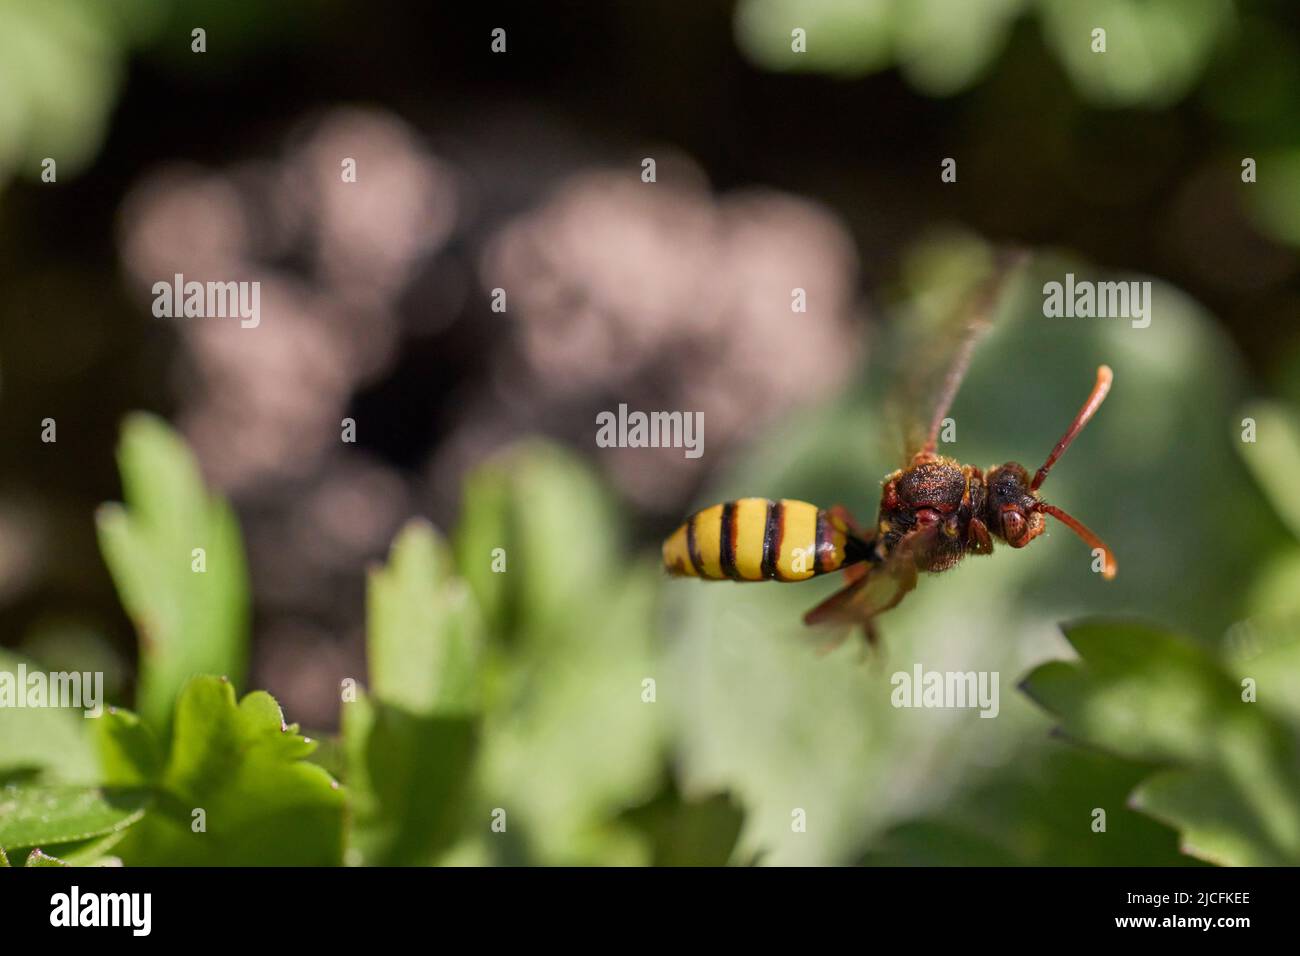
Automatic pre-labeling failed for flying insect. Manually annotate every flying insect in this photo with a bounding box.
[662,259,1117,648]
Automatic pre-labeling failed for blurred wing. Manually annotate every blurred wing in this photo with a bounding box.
[888,320,988,464]
[801,525,937,629]
[886,250,1030,463]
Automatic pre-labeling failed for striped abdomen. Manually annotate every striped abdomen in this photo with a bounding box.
[663,498,856,582]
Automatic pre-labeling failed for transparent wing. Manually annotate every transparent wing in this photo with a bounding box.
[885,249,1030,464]
[801,524,939,631]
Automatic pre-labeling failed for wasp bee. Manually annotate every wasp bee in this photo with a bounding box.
[662,258,1117,648]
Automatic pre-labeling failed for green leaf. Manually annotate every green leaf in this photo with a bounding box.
[96,413,250,732]
[1225,612,1300,733]
[1243,548,1300,622]
[0,651,98,784]
[0,0,153,184]
[618,774,746,867]
[454,442,620,649]
[734,0,897,78]
[733,0,1231,105]
[112,676,345,866]
[895,0,1027,95]
[342,693,477,866]
[860,745,1199,866]
[0,785,150,849]
[455,444,663,863]
[1133,765,1290,867]
[1244,149,1300,250]
[453,464,514,639]
[1020,622,1236,765]
[1022,622,1245,761]
[20,830,131,867]
[93,707,162,786]
[1021,619,1300,865]
[367,519,483,715]
[477,566,664,864]
[23,848,68,867]
[348,520,484,865]
[1237,401,1300,541]
[1037,0,1234,108]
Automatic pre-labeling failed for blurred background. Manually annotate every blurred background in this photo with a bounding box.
[2,0,1300,865]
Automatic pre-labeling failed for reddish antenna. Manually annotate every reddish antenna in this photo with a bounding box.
[1037,503,1117,579]
[1031,365,1113,491]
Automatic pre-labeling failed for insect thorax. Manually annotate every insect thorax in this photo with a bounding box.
[876,457,987,572]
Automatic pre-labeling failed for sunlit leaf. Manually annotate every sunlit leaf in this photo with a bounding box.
[1022,619,1300,865]
[1036,0,1234,108]
[367,519,483,715]
[96,413,250,732]
[0,784,150,849]
[23,848,68,867]
[345,519,486,865]
[455,442,621,650]
[1237,401,1300,541]
[618,774,746,867]
[457,444,663,864]
[342,692,477,866]
[0,650,98,784]
[860,745,1199,866]
[112,676,345,866]
[93,707,162,787]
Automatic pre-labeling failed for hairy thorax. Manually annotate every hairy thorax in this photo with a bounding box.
[877,455,987,572]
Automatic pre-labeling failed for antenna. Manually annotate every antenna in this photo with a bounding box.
[1037,503,1117,579]
[1031,365,1113,491]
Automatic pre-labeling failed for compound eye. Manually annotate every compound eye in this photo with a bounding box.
[1001,508,1027,546]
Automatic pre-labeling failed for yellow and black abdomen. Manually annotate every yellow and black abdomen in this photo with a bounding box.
[663,498,854,582]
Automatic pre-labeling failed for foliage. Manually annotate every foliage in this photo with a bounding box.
[734,0,1235,106]
[3,247,1298,864]
[448,445,665,865]
[1021,621,1300,866]
[0,650,100,785]
[0,785,149,858]
[0,0,163,183]
[618,774,747,867]
[96,413,250,733]
[344,520,481,866]
[2,424,668,866]
[1,676,343,867]
[860,743,1201,867]
[1238,400,1300,543]
[0,0,321,185]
